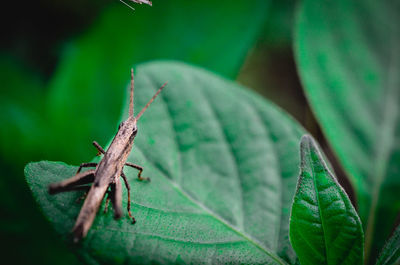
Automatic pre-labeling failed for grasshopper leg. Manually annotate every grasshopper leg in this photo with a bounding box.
[93,141,106,155]
[76,163,98,174]
[74,141,105,174]
[124,162,150,181]
[103,190,111,213]
[110,177,123,219]
[121,172,136,224]
[48,169,95,195]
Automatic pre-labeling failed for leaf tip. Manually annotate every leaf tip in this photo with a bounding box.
[300,134,317,160]
[300,134,314,146]
[299,134,329,174]
[24,162,36,179]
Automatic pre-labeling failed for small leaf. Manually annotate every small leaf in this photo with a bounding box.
[290,135,364,265]
[26,61,306,264]
[376,224,400,265]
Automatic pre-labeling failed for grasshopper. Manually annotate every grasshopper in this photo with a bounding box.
[48,69,167,242]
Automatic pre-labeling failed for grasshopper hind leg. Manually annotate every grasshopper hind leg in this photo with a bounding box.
[110,177,123,219]
[48,169,95,195]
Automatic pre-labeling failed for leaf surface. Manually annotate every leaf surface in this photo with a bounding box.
[290,135,364,265]
[26,61,305,264]
[294,0,400,259]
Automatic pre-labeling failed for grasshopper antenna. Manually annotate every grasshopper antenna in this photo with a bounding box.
[129,68,134,117]
[119,0,136,11]
[119,0,152,11]
[135,82,167,121]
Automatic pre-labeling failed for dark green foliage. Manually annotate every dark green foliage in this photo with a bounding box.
[1,2,271,263]
[294,0,400,260]
[0,0,398,264]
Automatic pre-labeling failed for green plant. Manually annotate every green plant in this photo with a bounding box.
[1,0,398,264]
[295,0,400,262]
[25,57,400,264]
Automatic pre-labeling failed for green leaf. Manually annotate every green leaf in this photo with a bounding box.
[290,135,364,265]
[294,0,400,260]
[376,224,400,265]
[26,61,305,264]
[46,0,271,164]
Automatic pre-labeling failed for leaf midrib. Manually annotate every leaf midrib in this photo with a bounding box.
[308,146,329,264]
[145,73,287,263]
[135,145,288,265]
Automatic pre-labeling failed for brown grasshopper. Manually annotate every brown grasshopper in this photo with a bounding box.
[48,69,167,242]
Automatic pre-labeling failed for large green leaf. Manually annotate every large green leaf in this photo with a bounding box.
[26,61,305,264]
[294,0,400,260]
[290,135,364,265]
[46,0,270,164]
[375,224,400,265]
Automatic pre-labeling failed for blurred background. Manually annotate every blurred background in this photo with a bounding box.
[0,0,351,264]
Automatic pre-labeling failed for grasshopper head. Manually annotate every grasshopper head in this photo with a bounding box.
[119,116,138,135]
